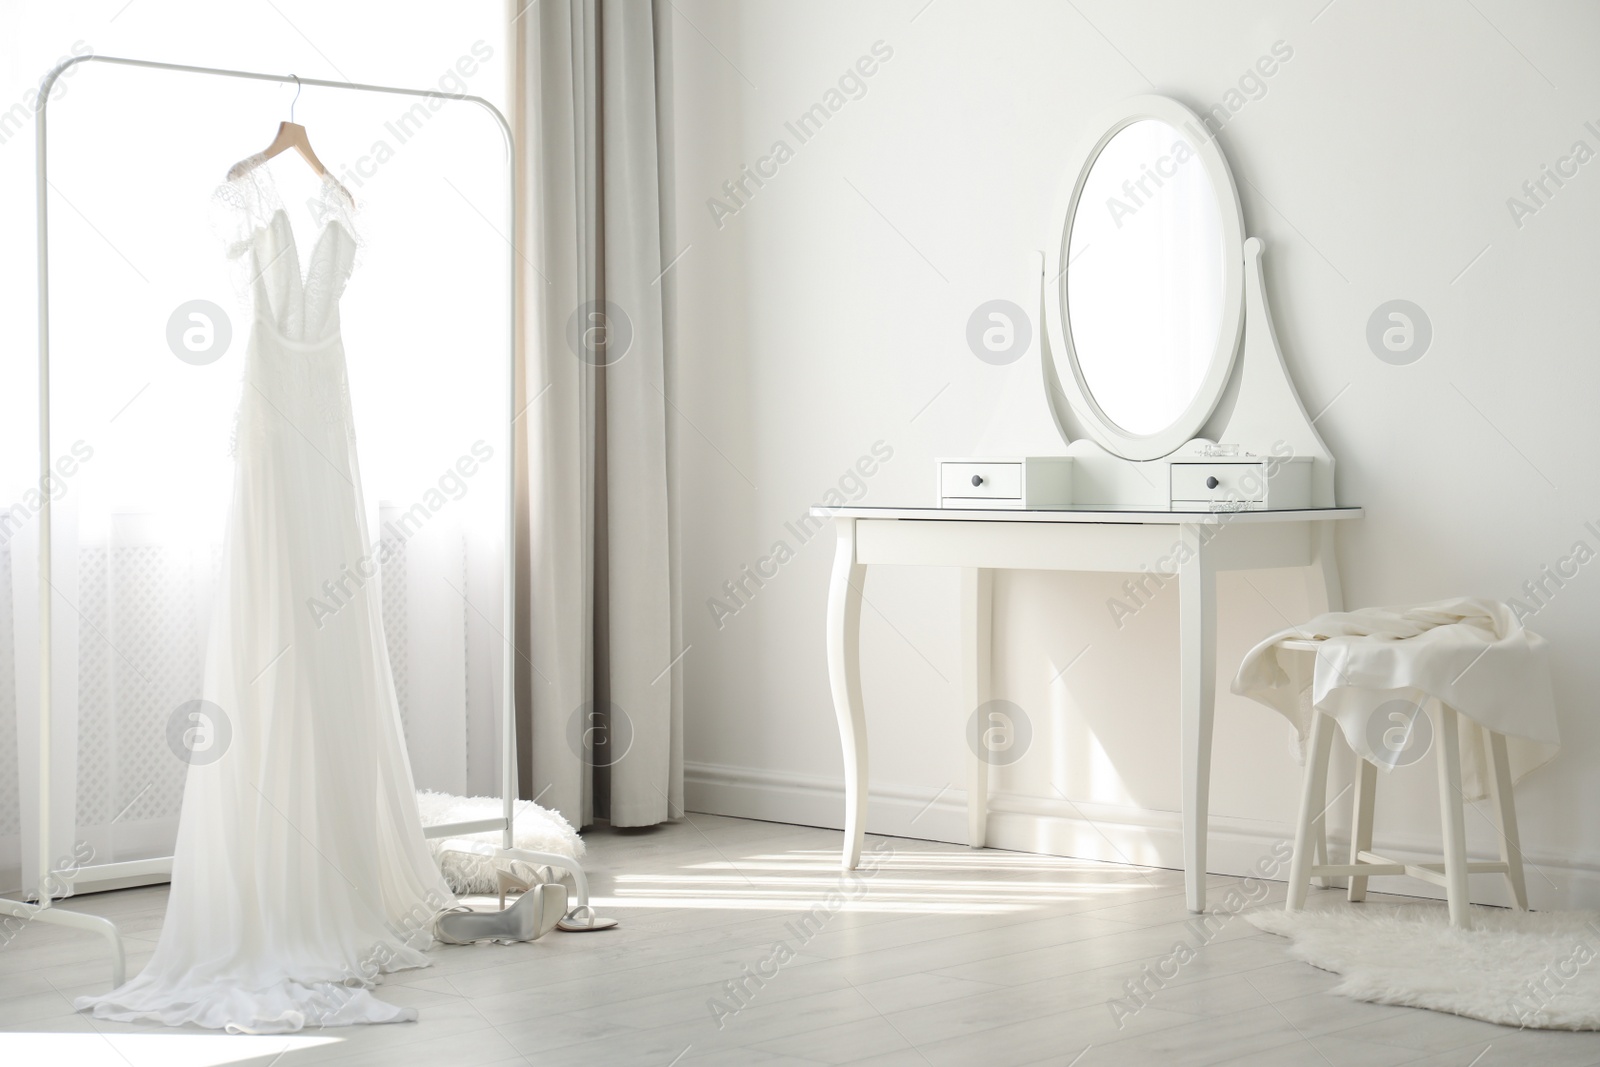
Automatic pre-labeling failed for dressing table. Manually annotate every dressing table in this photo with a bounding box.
[817,96,1361,912]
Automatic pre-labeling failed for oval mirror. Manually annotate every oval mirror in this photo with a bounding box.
[1045,96,1245,461]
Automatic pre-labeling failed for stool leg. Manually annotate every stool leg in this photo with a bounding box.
[1288,712,1336,913]
[1348,758,1377,902]
[1435,705,1472,929]
[1311,820,1332,890]
[1487,728,1529,910]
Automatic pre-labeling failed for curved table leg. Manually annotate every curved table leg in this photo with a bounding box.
[1305,521,1345,615]
[828,518,867,870]
[1179,527,1215,914]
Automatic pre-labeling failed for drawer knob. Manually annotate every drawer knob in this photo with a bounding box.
[1205,476,1220,489]
[971,475,985,487]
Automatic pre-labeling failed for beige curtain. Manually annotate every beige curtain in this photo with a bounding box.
[509,0,681,827]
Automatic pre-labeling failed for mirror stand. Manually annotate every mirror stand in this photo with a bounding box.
[1037,236,1334,510]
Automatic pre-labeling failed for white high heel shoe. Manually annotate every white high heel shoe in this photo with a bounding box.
[435,880,567,945]
[497,862,618,932]
[496,860,553,910]
[437,840,619,933]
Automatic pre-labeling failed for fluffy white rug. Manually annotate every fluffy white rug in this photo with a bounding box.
[415,790,584,896]
[1248,903,1600,1029]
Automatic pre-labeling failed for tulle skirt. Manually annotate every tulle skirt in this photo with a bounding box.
[76,324,455,1032]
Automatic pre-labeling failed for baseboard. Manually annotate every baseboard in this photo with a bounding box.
[685,761,1600,909]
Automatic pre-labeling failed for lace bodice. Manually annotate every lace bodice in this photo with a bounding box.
[213,160,363,450]
[213,160,360,343]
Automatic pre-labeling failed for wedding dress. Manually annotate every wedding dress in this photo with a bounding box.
[76,162,455,1032]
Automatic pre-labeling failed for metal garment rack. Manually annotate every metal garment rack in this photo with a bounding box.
[8,54,524,987]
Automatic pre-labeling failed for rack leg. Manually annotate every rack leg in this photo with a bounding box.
[0,899,126,988]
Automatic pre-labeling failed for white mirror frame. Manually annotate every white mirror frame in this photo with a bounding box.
[1045,95,1246,462]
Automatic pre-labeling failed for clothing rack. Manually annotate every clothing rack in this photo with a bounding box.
[8,54,522,987]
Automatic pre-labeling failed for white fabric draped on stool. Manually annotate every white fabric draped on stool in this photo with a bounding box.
[1232,597,1559,797]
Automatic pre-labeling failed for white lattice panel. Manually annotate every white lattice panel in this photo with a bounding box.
[2,512,497,894]
[75,542,210,841]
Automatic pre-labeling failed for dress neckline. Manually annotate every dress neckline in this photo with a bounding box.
[224,155,361,295]
[265,206,339,294]
[220,156,359,274]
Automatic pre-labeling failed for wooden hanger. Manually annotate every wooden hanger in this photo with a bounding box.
[226,75,354,206]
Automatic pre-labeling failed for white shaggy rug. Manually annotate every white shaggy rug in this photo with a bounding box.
[1248,903,1600,1029]
[415,790,584,896]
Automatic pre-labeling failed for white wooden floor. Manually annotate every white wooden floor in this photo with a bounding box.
[4,814,1600,1066]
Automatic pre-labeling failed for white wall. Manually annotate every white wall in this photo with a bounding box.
[665,0,1600,906]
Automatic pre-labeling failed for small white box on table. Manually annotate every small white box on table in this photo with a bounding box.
[936,457,1073,509]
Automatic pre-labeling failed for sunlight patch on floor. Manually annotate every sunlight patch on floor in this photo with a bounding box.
[596,847,1170,913]
[590,894,1045,914]
[733,848,1158,872]
[682,858,1157,881]
[617,873,1139,890]
[0,1033,341,1067]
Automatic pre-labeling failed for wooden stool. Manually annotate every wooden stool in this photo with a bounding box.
[1280,639,1529,929]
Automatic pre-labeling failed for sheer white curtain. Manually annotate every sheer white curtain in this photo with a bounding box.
[511,0,682,827]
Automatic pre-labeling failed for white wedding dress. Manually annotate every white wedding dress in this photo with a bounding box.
[77,163,455,1032]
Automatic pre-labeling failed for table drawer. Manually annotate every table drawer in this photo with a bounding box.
[940,461,1023,500]
[1170,462,1267,503]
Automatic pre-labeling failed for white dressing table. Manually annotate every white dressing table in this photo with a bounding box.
[818,95,1362,913]
[818,503,1360,913]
